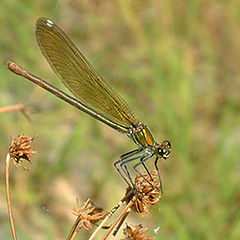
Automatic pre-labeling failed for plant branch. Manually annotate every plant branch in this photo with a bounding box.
[103,199,133,240]
[5,153,17,240]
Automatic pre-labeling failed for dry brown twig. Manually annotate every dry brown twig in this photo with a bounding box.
[125,170,162,214]
[0,103,36,122]
[88,188,135,240]
[89,170,162,240]
[9,134,36,171]
[123,224,155,240]
[103,199,133,240]
[5,134,36,240]
[0,103,31,114]
[0,104,25,113]
[110,208,130,238]
[67,198,106,240]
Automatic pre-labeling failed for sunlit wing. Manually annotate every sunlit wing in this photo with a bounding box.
[35,17,139,130]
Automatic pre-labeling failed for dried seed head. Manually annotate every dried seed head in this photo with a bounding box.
[8,134,36,171]
[123,224,155,240]
[125,170,161,213]
[72,198,106,231]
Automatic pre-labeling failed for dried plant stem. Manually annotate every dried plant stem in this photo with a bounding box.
[67,214,81,240]
[0,104,26,113]
[71,230,79,240]
[103,199,133,240]
[5,153,17,240]
[111,210,130,238]
[88,189,134,240]
[88,208,116,240]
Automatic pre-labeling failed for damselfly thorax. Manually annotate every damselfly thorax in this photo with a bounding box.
[128,123,171,158]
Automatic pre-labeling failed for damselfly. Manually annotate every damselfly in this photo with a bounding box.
[9,18,171,193]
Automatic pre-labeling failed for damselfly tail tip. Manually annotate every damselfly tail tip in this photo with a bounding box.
[7,61,15,70]
[7,61,26,77]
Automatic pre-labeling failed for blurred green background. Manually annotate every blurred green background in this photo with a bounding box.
[1,0,240,239]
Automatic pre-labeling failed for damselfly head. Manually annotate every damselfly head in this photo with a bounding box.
[156,140,171,159]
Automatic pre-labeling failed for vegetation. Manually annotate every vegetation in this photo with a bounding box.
[0,0,240,239]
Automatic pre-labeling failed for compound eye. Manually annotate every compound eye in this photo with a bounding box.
[162,140,171,150]
[163,149,170,158]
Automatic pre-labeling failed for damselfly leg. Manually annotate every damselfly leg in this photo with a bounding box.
[154,157,163,193]
[120,152,149,188]
[132,153,159,189]
[114,148,159,192]
[114,148,144,187]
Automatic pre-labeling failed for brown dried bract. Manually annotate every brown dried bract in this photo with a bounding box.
[124,224,155,240]
[125,171,161,213]
[9,134,36,171]
[72,198,106,231]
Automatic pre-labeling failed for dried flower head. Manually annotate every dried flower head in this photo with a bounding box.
[72,198,106,231]
[8,134,36,171]
[125,170,161,213]
[124,224,155,240]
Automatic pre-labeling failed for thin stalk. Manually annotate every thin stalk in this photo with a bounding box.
[111,210,130,238]
[103,199,133,240]
[67,214,82,240]
[0,104,25,113]
[5,153,17,240]
[88,189,134,240]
